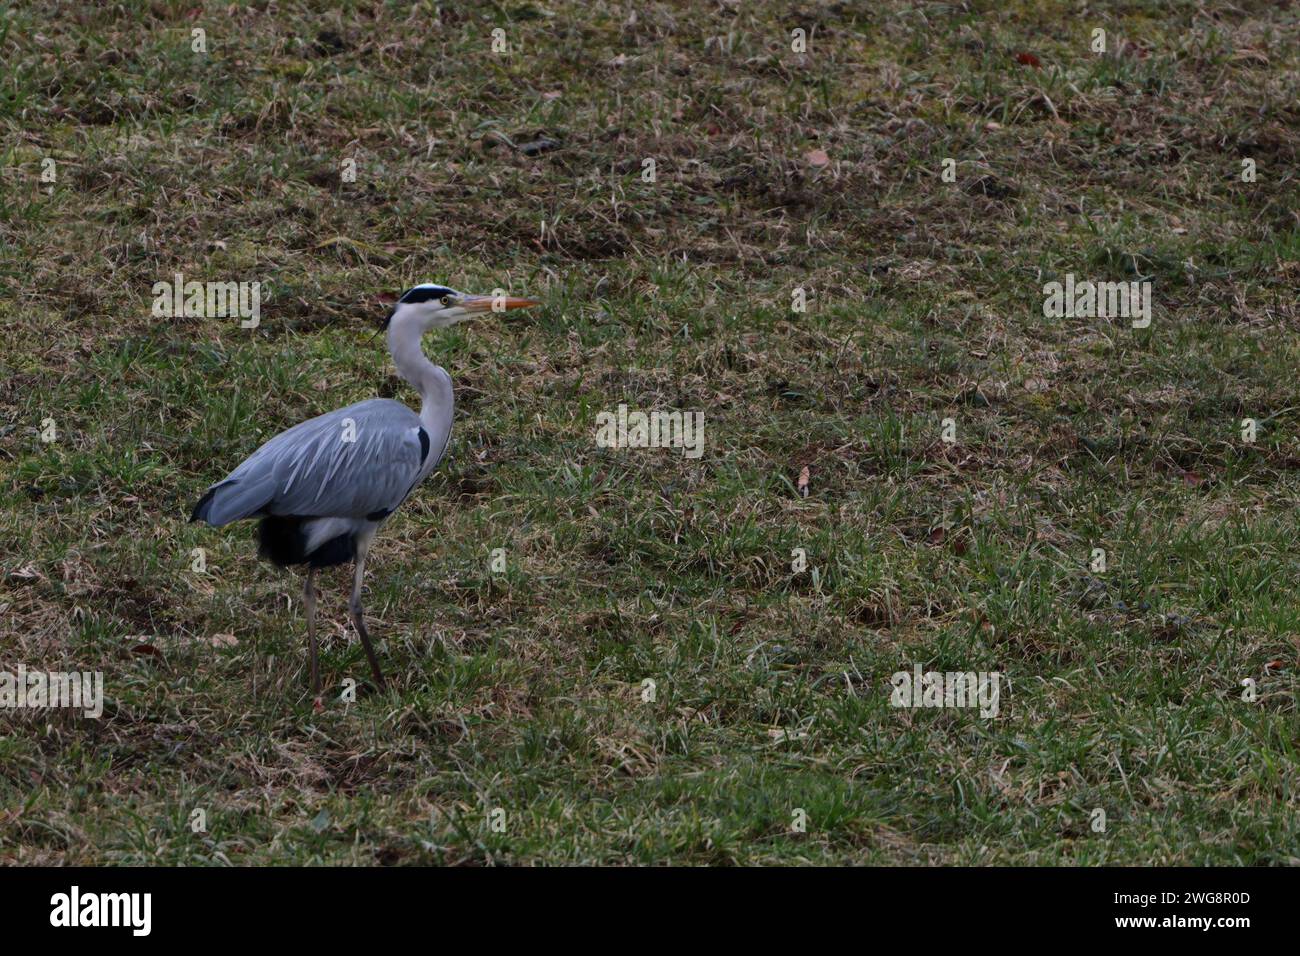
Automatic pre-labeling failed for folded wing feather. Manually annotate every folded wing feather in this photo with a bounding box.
[194,399,428,526]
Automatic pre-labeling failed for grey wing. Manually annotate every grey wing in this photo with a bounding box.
[193,399,430,526]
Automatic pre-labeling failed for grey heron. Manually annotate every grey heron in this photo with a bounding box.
[190,284,539,696]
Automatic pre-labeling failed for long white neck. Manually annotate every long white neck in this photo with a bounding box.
[387,320,453,434]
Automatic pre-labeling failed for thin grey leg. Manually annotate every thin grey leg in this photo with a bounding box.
[349,539,386,691]
[304,567,320,695]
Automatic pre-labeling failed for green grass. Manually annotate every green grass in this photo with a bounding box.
[1,0,1299,864]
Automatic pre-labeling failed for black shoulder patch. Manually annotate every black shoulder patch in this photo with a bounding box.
[366,508,393,521]
[417,426,431,463]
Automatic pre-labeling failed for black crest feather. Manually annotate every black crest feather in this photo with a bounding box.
[382,284,455,331]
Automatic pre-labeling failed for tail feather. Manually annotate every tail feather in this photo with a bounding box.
[189,486,220,523]
[190,478,275,526]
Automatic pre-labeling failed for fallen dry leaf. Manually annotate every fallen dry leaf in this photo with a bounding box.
[797,466,810,498]
[805,148,830,167]
[5,564,46,583]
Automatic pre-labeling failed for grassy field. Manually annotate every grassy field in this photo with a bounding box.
[1,0,1299,865]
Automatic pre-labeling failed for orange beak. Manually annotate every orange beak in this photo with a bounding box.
[458,294,541,314]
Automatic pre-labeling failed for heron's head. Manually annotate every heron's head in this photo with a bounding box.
[383,283,539,333]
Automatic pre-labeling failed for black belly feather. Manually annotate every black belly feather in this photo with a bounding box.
[257,516,356,568]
